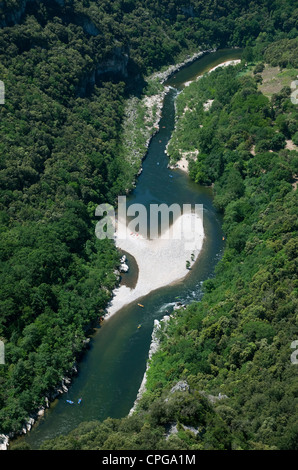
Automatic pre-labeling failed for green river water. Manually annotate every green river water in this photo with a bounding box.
[22,48,242,449]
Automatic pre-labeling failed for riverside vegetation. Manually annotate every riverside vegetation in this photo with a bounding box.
[37,38,298,451]
[0,0,297,450]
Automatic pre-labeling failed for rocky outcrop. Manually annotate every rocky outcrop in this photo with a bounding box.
[97,46,129,77]
[199,391,229,404]
[164,380,190,403]
[78,15,99,36]
[0,434,9,451]
[165,422,200,440]
[170,380,189,394]
[77,46,129,97]
[173,301,187,310]
[203,99,214,111]
[119,255,129,273]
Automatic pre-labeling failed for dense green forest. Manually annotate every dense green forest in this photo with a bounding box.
[39,41,298,451]
[0,0,297,447]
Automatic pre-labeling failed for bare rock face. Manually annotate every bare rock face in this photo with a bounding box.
[96,46,129,78]
[0,434,9,450]
[26,417,35,432]
[165,423,199,440]
[77,45,130,97]
[119,263,129,272]
[119,254,129,272]
[170,380,190,394]
[199,390,229,403]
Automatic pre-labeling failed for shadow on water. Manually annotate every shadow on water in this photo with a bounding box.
[22,48,242,450]
[118,250,139,290]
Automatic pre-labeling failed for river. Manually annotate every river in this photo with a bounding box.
[22,48,242,449]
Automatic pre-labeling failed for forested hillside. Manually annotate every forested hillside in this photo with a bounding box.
[0,0,297,444]
[38,40,298,451]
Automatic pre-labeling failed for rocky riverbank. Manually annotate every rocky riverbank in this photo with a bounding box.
[151,48,215,84]
[121,48,216,184]
[129,314,171,415]
[129,302,187,416]
[1,362,83,450]
[121,86,171,177]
